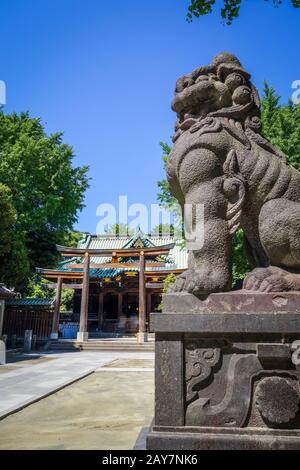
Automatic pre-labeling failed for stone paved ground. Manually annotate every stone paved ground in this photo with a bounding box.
[0,351,154,450]
[0,350,154,420]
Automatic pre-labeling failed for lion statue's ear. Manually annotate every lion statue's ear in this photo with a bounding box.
[251,84,260,108]
[223,150,246,235]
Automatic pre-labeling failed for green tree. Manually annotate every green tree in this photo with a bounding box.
[231,229,249,285]
[0,183,17,257]
[187,0,300,25]
[157,142,184,240]
[261,82,300,171]
[61,288,74,311]
[157,142,176,209]
[105,223,134,236]
[0,111,89,289]
[26,275,54,299]
[152,223,175,236]
[157,273,177,311]
[62,230,84,248]
[0,183,29,289]
[27,275,74,311]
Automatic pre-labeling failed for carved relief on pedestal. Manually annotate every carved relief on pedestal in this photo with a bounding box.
[184,338,300,430]
[185,340,221,404]
[255,377,300,426]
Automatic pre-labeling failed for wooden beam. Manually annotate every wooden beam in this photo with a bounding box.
[45,283,83,289]
[67,262,167,269]
[145,269,183,276]
[38,268,184,281]
[51,277,62,338]
[118,292,123,318]
[56,244,174,257]
[138,251,146,338]
[79,253,90,338]
[146,282,164,289]
[147,292,151,316]
[37,269,84,279]
[98,292,104,330]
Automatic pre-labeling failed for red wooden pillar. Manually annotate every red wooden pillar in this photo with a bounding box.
[98,292,104,330]
[147,291,152,329]
[77,253,90,342]
[50,277,63,339]
[138,251,147,342]
[118,292,123,317]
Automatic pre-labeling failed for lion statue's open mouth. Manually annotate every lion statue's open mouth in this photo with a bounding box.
[171,53,258,142]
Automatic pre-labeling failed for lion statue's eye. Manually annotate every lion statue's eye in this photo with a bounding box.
[183,78,194,89]
[195,75,209,83]
[225,73,246,92]
[175,77,194,93]
[232,86,252,105]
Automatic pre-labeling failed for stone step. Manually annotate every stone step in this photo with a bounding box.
[49,340,154,352]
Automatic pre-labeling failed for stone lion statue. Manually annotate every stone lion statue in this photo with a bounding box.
[167,52,300,295]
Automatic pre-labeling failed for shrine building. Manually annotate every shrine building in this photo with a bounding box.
[37,229,187,342]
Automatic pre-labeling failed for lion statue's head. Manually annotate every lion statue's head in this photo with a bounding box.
[171,52,262,144]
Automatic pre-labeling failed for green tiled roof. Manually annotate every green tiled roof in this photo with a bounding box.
[92,267,138,278]
[122,228,155,249]
[54,266,138,279]
[5,298,54,307]
[38,229,188,279]
[75,229,188,269]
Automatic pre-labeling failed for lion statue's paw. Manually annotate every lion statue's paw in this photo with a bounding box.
[168,269,229,295]
[243,267,293,292]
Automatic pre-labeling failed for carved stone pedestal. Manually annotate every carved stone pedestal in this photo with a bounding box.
[145,292,300,450]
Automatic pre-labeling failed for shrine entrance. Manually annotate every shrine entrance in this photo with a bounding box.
[122,292,139,333]
[123,293,138,317]
[38,233,180,342]
[103,293,118,320]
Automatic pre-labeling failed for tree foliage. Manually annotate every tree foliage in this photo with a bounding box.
[261,83,300,171]
[27,275,74,311]
[105,223,134,236]
[187,0,300,25]
[0,183,29,288]
[0,110,89,290]
[0,183,17,257]
[157,273,177,311]
[157,142,177,209]
[152,223,175,236]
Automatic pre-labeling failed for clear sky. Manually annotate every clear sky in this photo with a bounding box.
[1,0,299,233]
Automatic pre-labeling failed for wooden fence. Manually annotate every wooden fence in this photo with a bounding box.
[3,306,53,339]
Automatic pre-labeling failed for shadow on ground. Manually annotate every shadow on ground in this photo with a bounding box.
[0,369,154,450]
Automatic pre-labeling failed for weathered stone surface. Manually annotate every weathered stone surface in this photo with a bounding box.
[151,311,300,334]
[163,291,300,314]
[143,52,300,451]
[167,52,300,295]
[154,333,185,427]
[23,330,32,354]
[146,306,300,449]
[146,428,300,450]
[0,339,5,365]
[255,377,300,425]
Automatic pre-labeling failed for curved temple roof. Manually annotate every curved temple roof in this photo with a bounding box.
[37,230,188,280]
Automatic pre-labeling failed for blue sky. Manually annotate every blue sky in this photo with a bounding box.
[1,0,299,233]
